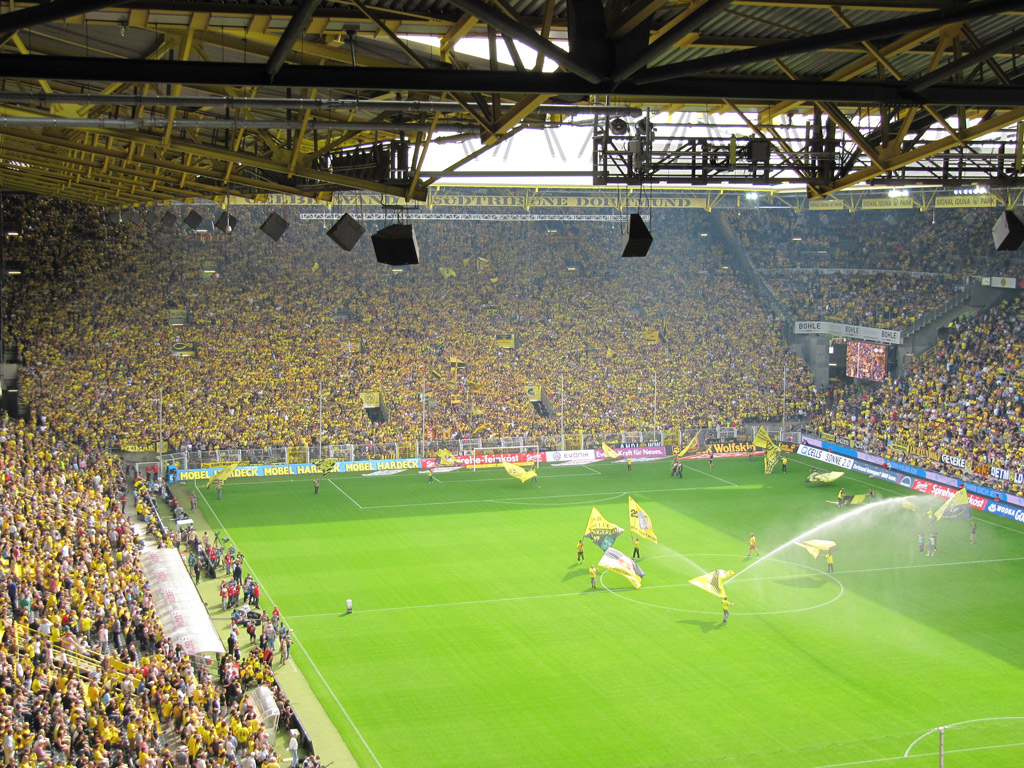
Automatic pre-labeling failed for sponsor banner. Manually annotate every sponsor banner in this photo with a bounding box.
[422,451,543,469]
[810,436,1024,514]
[798,445,855,470]
[603,446,667,460]
[808,199,845,210]
[179,458,423,481]
[859,197,915,209]
[794,321,902,345]
[545,450,596,463]
[985,499,1024,522]
[910,479,987,510]
[850,459,902,485]
[978,276,1017,289]
[934,194,998,208]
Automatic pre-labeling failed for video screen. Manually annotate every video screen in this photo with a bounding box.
[846,341,887,381]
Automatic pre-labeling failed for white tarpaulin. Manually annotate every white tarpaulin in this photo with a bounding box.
[140,548,225,656]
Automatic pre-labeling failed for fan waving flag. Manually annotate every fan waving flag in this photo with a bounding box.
[752,425,772,449]
[502,461,537,483]
[597,547,646,589]
[601,442,621,460]
[677,431,702,457]
[688,569,734,598]
[797,540,837,560]
[628,496,658,543]
[583,507,624,551]
[206,461,241,488]
[931,487,972,520]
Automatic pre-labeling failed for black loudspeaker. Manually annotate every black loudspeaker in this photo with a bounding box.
[161,211,177,228]
[104,210,121,225]
[184,210,203,230]
[992,210,1024,251]
[326,214,366,251]
[215,212,237,233]
[621,214,653,258]
[143,210,159,226]
[260,212,289,241]
[371,224,419,266]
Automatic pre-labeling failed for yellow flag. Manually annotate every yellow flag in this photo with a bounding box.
[502,461,537,483]
[797,540,836,559]
[688,569,734,598]
[932,487,971,520]
[752,425,774,449]
[206,461,241,488]
[678,432,700,457]
[601,442,621,460]
[764,445,780,474]
[583,507,624,550]
[628,496,658,543]
[806,470,844,484]
[316,458,337,475]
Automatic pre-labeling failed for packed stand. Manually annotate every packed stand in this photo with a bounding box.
[725,207,1023,330]
[4,197,820,452]
[810,294,1024,495]
[0,411,304,766]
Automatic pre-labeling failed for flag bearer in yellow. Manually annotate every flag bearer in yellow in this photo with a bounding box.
[632,537,641,559]
[747,533,760,558]
[577,540,585,563]
[589,565,598,589]
[825,550,835,573]
[722,596,734,623]
[626,457,632,472]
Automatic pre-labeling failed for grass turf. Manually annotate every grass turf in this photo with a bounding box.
[197,454,1024,768]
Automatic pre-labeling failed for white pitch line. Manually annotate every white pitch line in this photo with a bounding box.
[680,460,739,487]
[328,477,365,509]
[809,741,1024,768]
[350,484,755,511]
[196,486,384,768]
[903,716,1024,757]
[979,515,1024,536]
[727,554,1024,582]
[283,553,1024,619]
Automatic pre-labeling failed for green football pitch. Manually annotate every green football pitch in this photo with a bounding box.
[196,455,1024,768]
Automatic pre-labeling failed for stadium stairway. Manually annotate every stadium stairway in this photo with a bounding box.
[896,281,1011,373]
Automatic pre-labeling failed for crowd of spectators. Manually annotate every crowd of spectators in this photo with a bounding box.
[810,294,1024,495]
[0,409,304,766]
[725,207,1024,330]
[3,197,818,453]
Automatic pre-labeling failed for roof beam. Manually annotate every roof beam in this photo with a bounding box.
[633,0,1023,84]
[443,0,603,84]
[266,0,323,79]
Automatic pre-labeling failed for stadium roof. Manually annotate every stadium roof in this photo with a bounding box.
[2,0,1024,205]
